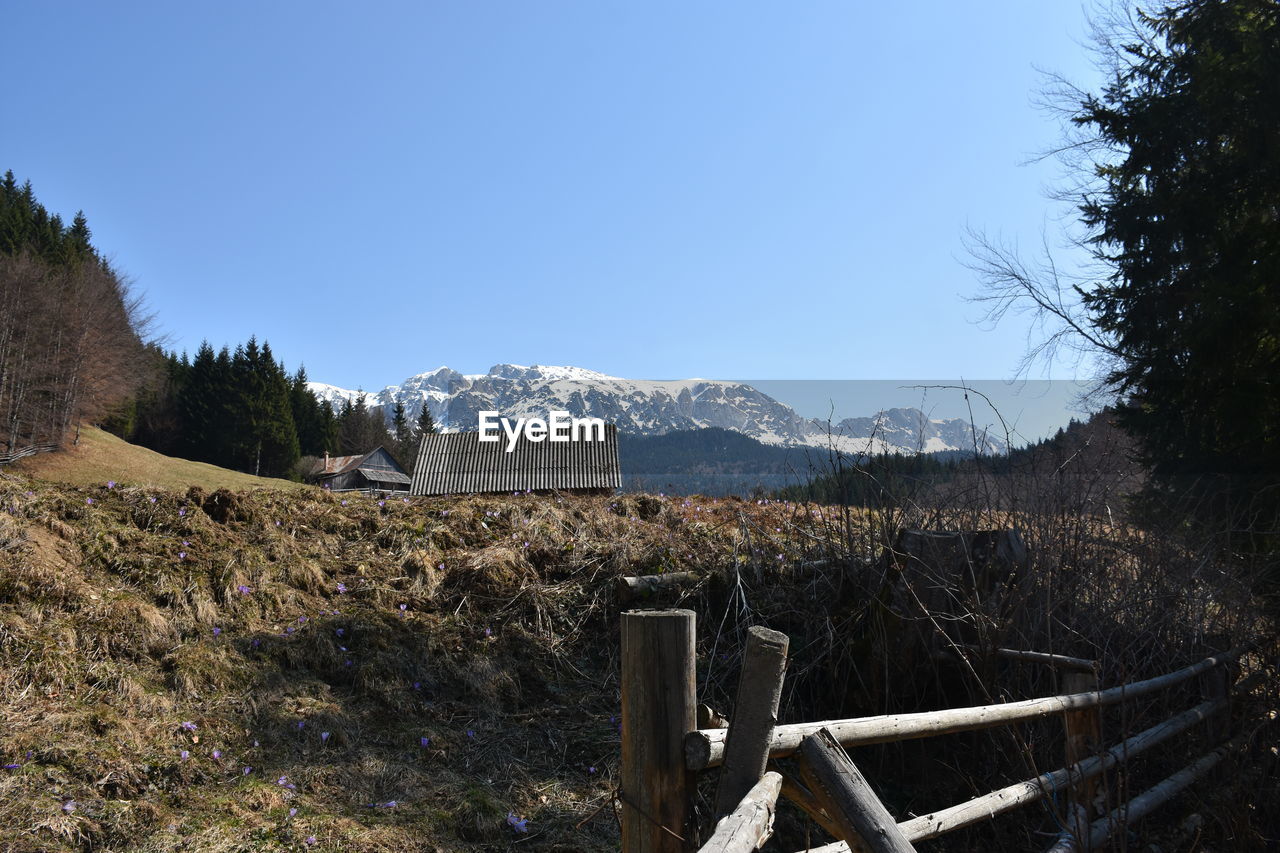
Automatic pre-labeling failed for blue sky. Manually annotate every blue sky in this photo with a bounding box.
[5,2,1103,394]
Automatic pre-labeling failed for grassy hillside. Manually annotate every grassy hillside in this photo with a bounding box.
[0,468,1273,851]
[11,426,306,492]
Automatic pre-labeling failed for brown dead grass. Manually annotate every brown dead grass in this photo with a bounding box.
[12,426,306,492]
[0,465,1272,851]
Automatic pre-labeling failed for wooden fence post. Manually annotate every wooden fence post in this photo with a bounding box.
[1062,670,1101,843]
[621,609,697,853]
[713,626,790,820]
[797,728,918,853]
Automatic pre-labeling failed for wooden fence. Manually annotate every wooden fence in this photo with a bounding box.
[0,442,57,466]
[619,608,1242,853]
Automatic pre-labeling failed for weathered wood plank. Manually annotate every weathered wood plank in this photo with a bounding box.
[712,626,789,819]
[687,648,1243,770]
[615,572,700,605]
[621,609,696,853]
[698,771,782,853]
[797,728,917,853]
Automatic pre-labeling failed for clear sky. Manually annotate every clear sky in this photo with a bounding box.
[4,2,1103,392]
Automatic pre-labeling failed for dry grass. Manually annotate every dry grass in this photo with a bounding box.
[0,439,1274,851]
[12,426,306,492]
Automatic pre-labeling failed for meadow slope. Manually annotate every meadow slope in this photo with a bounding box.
[0,463,1274,851]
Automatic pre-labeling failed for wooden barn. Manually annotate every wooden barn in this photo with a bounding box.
[311,447,411,494]
[410,425,621,496]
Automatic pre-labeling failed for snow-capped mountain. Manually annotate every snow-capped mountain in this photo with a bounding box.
[309,364,1007,456]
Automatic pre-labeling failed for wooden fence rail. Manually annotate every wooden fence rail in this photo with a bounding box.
[685,647,1243,770]
[620,607,1244,853]
[0,442,57,465]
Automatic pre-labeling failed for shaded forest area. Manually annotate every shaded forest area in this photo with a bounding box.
[0,171,146,455]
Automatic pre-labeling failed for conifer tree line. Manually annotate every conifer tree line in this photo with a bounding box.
[0,170,147,453]
[114,340,436,480]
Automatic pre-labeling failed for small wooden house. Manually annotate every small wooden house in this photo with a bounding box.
[410,426,621,496]
[311,447,411,493]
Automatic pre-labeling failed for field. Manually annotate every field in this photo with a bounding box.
[10,427,306,492]
[0,439,1276,852]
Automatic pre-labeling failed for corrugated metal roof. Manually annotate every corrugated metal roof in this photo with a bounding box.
[358,467,411,485]
[411,426,621,496]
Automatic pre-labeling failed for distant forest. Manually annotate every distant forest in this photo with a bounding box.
[109,343,436,479]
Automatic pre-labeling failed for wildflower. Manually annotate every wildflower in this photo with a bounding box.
[399,603,407,612]
[403,497,409,503]
[289,807,297,817]
[106,481,115,489]
[275,520,281,526]
[253,740,259,747]
[277,775,296,790]
[336,582,347,594]
[237,584,252,595]
[412,681,421,690]
[506,812,529,833]
[341,500,348,506]
[335,628,344,637]
[251,638,261,649]
[178,507,186,516]
[419,736,429,748]
[321,731,330,743]
[243,766,252,775]
[178,552,186,560]
[180,750,189,760]
[438,563,444,570]
[305,836,316,846]
[180,721,198,732]
[86,498,93,505]
[212,749,222,759]
[182,540,189,546]
[378,500,385,507]
[3,763,20,769]
[296,720,305,730]
[484,627,492,638]
[345,660,352,666]
[298,615,307,623]
[285,626,294,634]
[149,496,157,503]
[589,766,597,774]
[466,729,475,739]
[213,627,222,636]
[63,800,77,813]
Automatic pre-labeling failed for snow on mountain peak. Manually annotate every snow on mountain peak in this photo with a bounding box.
[307,365,1008,456]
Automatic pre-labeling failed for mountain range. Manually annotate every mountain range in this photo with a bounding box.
[308,364,1007,456]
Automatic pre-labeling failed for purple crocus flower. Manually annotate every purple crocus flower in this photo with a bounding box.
[178,552,187,560]
[243,766,252,775]
[86,498,93,505]
[506,812,529,833]
[212,749,222,759]
[298,615,307,623]
[213,627,222,636]
[419,736,429,748]
[399,603,407,612]
[106,481,115,489]
[335,628,344,637]
[178,507,185,516]
[149,496,157,503]
[3,763,20,770]
[180,750,189,760]
[63,800,77,813]
[305,836,316,846]
[237,585,252,595]
[296,720,305,730]
[320,731,330,743]
[180,721,197,731]
[336,582,347,594]
[289,807,298,817]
